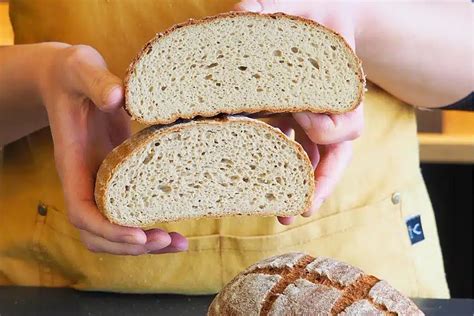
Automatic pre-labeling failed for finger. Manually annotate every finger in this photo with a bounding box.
[80,230,148,256]
[149,232,189,254]
[277,216,295,225]
[292,103,363,145]
[302,141,353,217]
[236,1,356,51]
[68,198,147,245]
[293,123,320,169]
[107,109,131,147]
[269,116,319,167]
[266,116,294,137]
[144,229,172,251]
[235,0,263,12]
[60,147,147,245]
[307,5,357,50]
[64,45,123,112]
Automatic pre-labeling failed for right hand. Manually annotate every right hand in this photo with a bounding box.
[236,1,364,225]
[37,43,188,255]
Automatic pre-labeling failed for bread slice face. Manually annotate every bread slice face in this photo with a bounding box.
[95,117,314,227]
[125,12,365,125]
[208,253,424,316]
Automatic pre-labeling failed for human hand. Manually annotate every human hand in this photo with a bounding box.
[37,43,188,254]
[236,1,364,224]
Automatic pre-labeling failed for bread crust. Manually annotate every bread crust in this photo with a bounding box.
[208,253,424,316]
[94,117,315,226]
[123,11,365,125]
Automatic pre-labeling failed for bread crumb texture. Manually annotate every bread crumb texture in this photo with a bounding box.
[99,118,313,226]
[126,12,363,124]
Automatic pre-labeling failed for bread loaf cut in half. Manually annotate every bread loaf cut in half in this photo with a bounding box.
[125,12,365,125]
[208,253,424,316]
[95,117,314,227]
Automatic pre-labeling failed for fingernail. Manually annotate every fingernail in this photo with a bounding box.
[287,128,295,140]
[146,239,171,251]
[175,241,189,251]
[302,197,324,217]
[293,113,312,130]
[165,232,189,252]
[101,85,122,110]
[238,0,263,12]
[278,216,295,225]
[123,234,144,245]
[312,197,324,212]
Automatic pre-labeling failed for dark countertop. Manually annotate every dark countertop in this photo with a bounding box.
[0,287,472,316]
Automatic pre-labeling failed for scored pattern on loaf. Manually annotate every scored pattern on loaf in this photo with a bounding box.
[238,253,417,316]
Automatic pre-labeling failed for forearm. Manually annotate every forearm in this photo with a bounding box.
[355,1,473,108]
[0,43,67,145]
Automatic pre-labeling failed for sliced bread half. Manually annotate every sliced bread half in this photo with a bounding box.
[125,12,365,125]
[95,117,314,227]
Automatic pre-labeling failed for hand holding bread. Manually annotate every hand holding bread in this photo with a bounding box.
[237,0,364,222]
[42,2,365,254]
[38,43,187,255]
[95,11,364,227]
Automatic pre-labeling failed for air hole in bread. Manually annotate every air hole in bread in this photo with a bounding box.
[266,193,276,201]
[158,185,172,193]
[308,58,320,70]
[273,50,282,57]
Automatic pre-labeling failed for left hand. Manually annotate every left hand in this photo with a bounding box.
[38,43,188,255]
[236,0,364,225]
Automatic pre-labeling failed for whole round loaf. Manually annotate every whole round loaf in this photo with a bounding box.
[208,253,424,316]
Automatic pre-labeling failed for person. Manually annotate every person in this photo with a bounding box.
[0,0,471,297]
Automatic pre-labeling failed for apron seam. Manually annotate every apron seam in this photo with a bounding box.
[216,220,392,252]
[219,235,224,289]
[400,181,424,298]
[44,223,81,242]
[32,206,50,286]
[396,175,435,298]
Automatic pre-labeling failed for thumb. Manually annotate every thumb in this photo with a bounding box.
[65,45,124,112]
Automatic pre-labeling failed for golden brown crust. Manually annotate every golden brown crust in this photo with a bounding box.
[94,125,161,220]
[123,11,365,125]
[94,117,315,227]
[208,254,423,316]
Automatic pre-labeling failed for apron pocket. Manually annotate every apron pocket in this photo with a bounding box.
[219,194,419,297]
[35,194,418,296]
[36,204,223,293]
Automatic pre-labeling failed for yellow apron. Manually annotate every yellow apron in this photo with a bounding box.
[0,0,449,298]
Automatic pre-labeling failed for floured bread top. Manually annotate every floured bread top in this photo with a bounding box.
[208,253,424,316]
